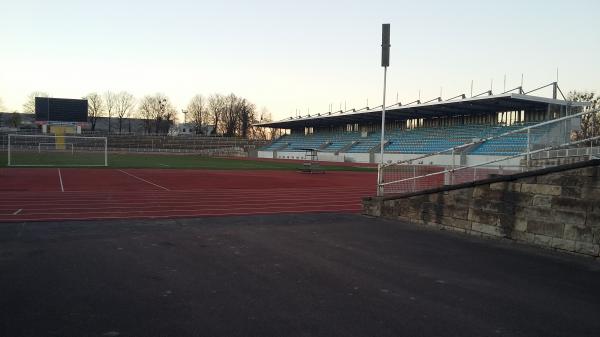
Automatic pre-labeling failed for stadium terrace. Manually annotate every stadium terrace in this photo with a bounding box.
[256,82,590,165]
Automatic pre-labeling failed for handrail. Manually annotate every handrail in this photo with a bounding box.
[380,107,597,169]
[380,133,600,187]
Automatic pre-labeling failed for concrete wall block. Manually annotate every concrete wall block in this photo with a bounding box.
[420,202,444,214]
[576,167,600,177]
[564,223,594,243]
[472,222,503,237]
[593,227,600,245]
[561,186,582,198]
[442,225,467,234]
[536,174,587,187]
[508,182,523,192]
[533,234,553,246]
[498,214,517,235]
[514,218,528,232]
[468,208,500,226]
[550,197,590,213]
[574,242,600,256]
[362,199,381,216]
[521,183,562,196]
[470,199,514,214]
[518,176,537,184]
[532,195,553,208]
[489,182,507,191]
[447,188,474,199]
[522,207,554,221]
[587,213,600,227]
[472,189,531,206]
[550,238,577,252]
[450,206,470,220]
[441,194,471,208]
[527,220,565,238]
[582,188,600,200]
[381,200,397,218]
[552,210,586,225]
[420,210,442,224]
[428,193,442,203]
[490,182,521,192]
[440,216,472,230]
[472,186,490,198]
[510,192,534,206]
[511,230,535,243]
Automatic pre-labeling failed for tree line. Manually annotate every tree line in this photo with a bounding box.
[16,91,275,139]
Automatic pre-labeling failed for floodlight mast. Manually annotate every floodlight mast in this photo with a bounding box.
[378,23,390,196]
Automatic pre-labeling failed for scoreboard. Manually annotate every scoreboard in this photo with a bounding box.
[35,97,88,123]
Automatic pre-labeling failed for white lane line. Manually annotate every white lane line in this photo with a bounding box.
[13,209,22,215]
[58,168,64,192]
[118,169,170,191]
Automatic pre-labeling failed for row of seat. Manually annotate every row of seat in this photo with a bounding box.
[263,123,539,155]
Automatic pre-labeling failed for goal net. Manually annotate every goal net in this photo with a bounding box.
[8,134,108,167]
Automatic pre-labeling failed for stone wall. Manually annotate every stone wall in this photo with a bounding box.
[363,160,600,258]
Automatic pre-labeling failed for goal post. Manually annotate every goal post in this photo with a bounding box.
[7,134,108,167]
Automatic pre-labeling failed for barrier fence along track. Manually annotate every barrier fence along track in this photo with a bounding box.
[378,108,600,195]
[0,133,268,155]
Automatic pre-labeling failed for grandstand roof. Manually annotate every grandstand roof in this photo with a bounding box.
[256,93,588,129]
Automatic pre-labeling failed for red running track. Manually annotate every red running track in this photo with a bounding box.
[0,168,377,222]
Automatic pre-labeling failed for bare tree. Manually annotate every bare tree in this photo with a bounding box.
[208,94,225,135]
[221,93,241,136]
[568,91,600,142]
[151,93,171,134]
[22,91,49,113]
[239,99,255,138]
[138,95,155,134]
[136,93,175,134]
[249,107,273,140]
[187,94,207,134]
[104,91,117,133]
[85,93,104,131]
[115,91,135,134]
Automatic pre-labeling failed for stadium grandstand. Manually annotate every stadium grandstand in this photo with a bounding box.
[257,82,591,167]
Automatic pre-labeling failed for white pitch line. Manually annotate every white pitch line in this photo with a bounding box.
[58,168,64,192]
[13,209,22,215]
[118,169,170,191]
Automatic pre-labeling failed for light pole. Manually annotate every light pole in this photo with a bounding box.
[378,23,391,196]
[182,109,188,124]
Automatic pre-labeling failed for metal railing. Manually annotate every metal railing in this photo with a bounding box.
[378,108,600,196]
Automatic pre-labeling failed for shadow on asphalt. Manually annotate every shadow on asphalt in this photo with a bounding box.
[1,213,599,337]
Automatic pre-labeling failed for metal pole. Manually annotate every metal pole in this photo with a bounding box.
[527,128,531,168]
[105,137,108,166]
[451,149,455,185]
[377,67,388,196]
[380,66,388,166]
[7,134,11,166]
[591,114,594,158]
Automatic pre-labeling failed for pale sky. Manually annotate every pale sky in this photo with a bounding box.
[1,0,599,121]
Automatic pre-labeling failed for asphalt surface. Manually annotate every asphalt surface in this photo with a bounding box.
[1,213,599,337]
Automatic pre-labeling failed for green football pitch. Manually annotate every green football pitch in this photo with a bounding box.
[0,151,375,172]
